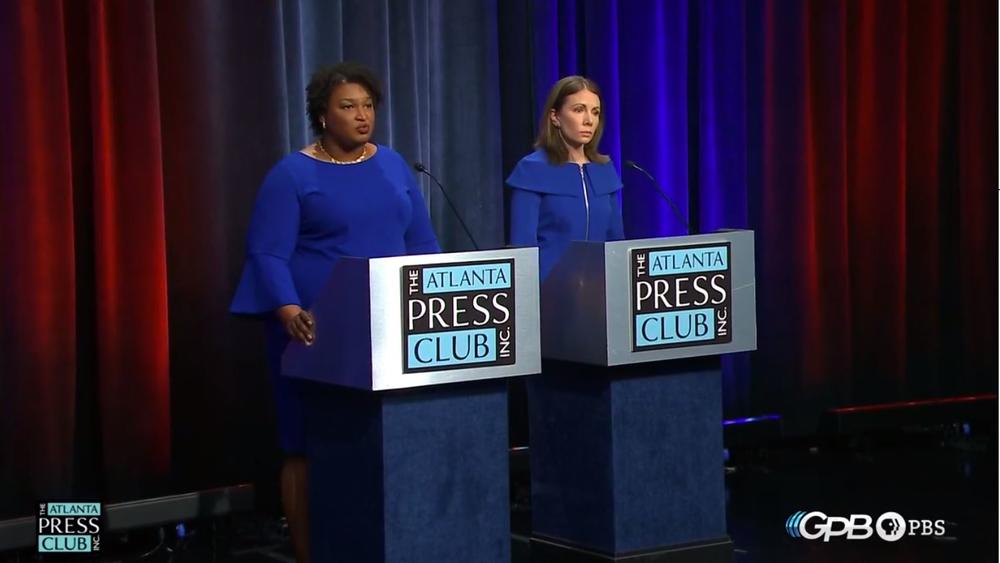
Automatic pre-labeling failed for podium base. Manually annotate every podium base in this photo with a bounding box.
[530,535,733,563]
[303,379,509,563]
[528,356,728,554]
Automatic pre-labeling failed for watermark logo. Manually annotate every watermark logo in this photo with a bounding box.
[37,502,102,553]
[875,511,908,542]
[786,510,944,542]
[785,511,807,538]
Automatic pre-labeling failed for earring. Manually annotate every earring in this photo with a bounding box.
[321,118,326,130]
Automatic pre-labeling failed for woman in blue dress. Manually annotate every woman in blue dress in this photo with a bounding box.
[505,76,625,465]
[506,75,625,278]
[230,63,439,562]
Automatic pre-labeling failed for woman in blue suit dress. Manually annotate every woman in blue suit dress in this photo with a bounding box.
[505,76,625,464]
[230,63,439,562]
[507,76,625,278]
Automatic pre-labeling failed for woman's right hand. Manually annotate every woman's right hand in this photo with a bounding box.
[277,304,315,346]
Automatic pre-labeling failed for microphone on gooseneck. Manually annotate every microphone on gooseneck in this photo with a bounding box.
[412,162,481,250]
[624,160,693,235]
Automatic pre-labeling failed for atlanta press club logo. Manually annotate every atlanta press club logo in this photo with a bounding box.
[785,510,945,542]
[401,259,515,373]
[37,502,102,553]
[630,242,733,352]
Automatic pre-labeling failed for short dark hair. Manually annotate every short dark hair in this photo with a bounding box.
[306,62,383,137]
[534,76,609,165]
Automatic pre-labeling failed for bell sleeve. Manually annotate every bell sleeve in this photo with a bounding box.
[230,165,302,315]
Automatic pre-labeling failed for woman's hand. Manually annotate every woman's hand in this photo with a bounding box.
[277,304,315,346]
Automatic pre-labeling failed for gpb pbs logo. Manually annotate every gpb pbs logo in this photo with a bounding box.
[785,511,945,542]
[37,502,102,553]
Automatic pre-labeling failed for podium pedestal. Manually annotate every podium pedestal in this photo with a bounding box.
[304,380,509,562]
[528,358,730,562]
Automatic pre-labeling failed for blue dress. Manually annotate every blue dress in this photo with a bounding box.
[506,149,625,278]
[231,145,440,453]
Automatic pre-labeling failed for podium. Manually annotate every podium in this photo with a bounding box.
[530,231,757,562]
[283,248,540,562]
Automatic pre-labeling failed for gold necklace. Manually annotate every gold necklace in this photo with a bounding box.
[316,139,367,164]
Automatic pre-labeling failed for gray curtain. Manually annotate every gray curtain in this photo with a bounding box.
[278,0,503,250]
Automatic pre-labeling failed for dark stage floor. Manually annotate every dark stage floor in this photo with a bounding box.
[4,426,996,562]
[721,428,997,562]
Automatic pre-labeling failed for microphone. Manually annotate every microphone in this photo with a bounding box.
[624,160,692,235]
[413,162,480,250]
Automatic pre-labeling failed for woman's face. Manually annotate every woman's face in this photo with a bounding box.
[551,88,600,148]
[322,82,375,148]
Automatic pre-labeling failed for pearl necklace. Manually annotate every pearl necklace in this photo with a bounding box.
[316,139,368,164]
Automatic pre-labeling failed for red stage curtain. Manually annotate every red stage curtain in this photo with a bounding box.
[0,0,171,510]
[754,0,996,425]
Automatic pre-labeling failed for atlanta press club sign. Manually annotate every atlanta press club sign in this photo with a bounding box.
[631,242,733,352]
[37,502,102,554]
[401,259,516,372]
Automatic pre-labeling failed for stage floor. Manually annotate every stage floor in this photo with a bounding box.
[720,428,997,562]
[3,427,995,562]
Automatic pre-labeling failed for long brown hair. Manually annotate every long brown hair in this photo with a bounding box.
[534,75,610,165]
